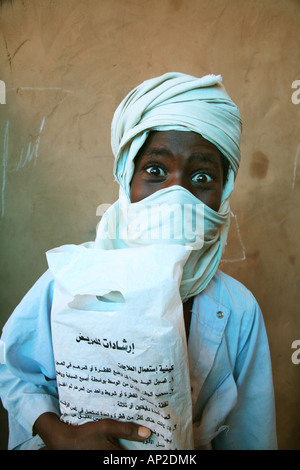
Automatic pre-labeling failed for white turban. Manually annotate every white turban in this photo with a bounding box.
[111,72,242,202]
[95,72,242,299]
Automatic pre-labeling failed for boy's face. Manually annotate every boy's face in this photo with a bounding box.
[130,131,224,211]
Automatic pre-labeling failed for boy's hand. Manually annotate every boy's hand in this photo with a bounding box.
[34,413,151,450]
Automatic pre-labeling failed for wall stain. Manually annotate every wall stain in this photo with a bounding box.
[248,250,260,261]
[250,150,269,179]
[288,255,295,266]
[169,0,183,11]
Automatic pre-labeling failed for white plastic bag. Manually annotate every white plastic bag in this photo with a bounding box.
[47,243,194,450]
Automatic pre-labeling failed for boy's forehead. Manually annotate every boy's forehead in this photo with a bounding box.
[135,130,222,164]
[143,130,217,147]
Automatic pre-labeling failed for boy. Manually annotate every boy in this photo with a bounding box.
[0,72,277,450]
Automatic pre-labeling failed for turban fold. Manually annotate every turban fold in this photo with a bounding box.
[111,72,242,201]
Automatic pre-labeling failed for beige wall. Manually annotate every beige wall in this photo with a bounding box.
[0,0,299,450]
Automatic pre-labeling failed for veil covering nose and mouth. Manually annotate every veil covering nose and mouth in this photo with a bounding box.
[95,72,242,299]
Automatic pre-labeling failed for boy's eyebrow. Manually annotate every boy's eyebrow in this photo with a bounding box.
[142,147,174,158]
[189,152,220,167]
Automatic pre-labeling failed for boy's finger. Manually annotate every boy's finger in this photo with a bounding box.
[98,419,151,441]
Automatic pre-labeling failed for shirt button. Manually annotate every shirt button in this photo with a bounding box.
[217,311,224,319]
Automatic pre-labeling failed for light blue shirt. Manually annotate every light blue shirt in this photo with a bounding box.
[0,269,277,450]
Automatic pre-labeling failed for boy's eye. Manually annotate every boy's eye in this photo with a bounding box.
[145,165,166,177]
[191,172,213,184]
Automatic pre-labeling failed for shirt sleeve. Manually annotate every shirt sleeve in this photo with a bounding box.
[212,299,277,450]
[0,270,60,450]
